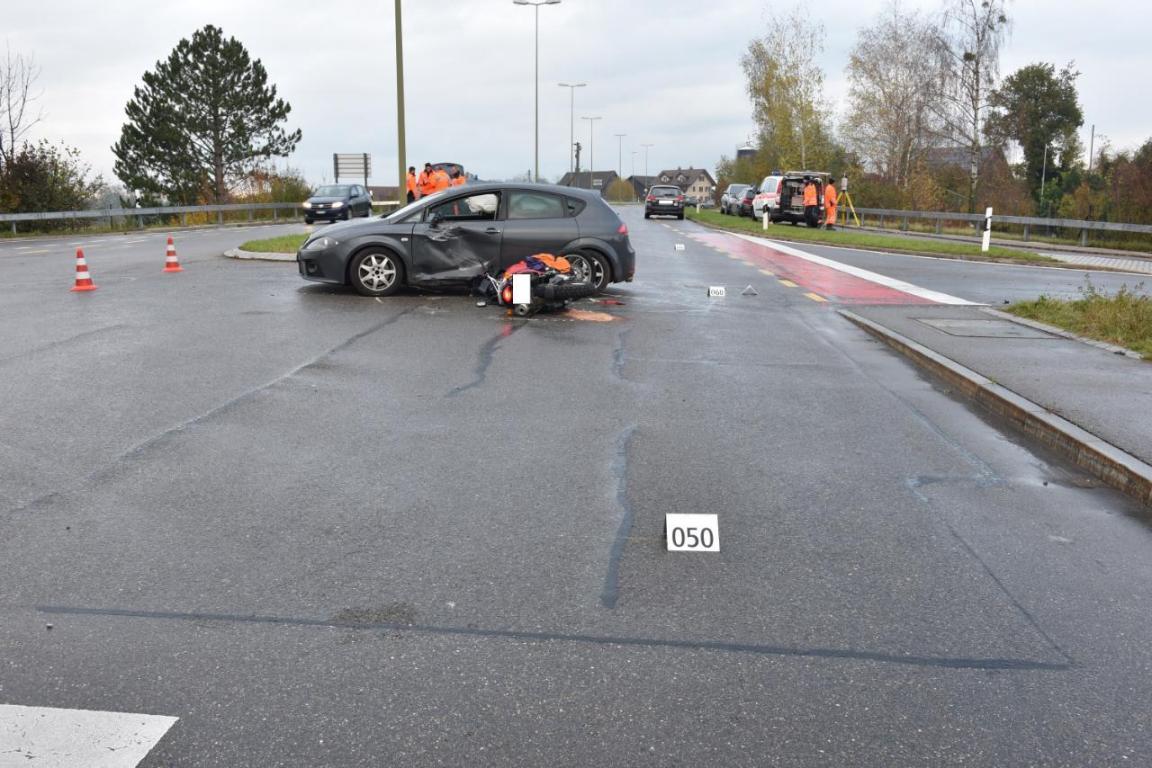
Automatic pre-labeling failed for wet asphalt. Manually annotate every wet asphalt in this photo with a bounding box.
[1,212,1151,766]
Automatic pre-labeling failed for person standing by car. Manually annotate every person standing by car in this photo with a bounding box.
[431,165,452,193]
[451,166,467,187]
[803,177,819,228]
[417,163,437,198]
[823,179,838,230]
[406,166,418,202]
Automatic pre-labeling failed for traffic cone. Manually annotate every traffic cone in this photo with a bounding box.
[70,248,97,292]
[163,236,183,273]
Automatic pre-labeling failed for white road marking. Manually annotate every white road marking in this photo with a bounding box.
[728,231,978,305]
[0,704,177,767]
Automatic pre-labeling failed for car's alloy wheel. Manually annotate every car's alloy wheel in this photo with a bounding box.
[351,250,403,296]
[566,251,609,292]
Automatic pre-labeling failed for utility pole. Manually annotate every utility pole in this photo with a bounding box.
[1040,143,1049,217]
[614,133,626,181]
[394,0,407,206]
[641,143,654,183]
[513,0,562,183]
[558,82,586,174]
[1088,124,1096,174]
[581,116,601,191]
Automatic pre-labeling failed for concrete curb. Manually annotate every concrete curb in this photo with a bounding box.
[839,309,1152,508]
[223,248,296,262]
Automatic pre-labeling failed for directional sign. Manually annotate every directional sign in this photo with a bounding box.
[333,153,371,184]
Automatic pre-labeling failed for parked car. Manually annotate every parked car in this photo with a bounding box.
[644,185,685,220]
[753,170,830,226]
[302,184,373,224]
[751,174,784,219]
[297,183,635,296]
[737,186,758,218]
[720,183,750,215]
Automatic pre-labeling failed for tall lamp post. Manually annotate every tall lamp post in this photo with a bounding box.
[558,82,586,174]
[394,0,407,206]
[581,116,601,191]
[614,133,626,180]
[513,0,561,183]
[641,143,654,184]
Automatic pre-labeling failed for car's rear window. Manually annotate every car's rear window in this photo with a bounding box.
[651,187,680,198]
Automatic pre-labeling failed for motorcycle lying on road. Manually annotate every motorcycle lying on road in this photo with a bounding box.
[475,253,597,317]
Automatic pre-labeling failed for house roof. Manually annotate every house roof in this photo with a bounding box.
[654,167,716,189]
[557,171,619,193]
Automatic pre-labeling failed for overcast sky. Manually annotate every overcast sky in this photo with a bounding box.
[7,0,1149,191]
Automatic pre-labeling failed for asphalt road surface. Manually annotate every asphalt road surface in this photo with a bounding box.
[1,213,1150,766]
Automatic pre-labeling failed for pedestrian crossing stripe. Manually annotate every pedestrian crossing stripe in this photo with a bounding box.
[0,704,177,767]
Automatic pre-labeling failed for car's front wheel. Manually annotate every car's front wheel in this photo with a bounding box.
[350,249,404,297]
[565,250,610,293]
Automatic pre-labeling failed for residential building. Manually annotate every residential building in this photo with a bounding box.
[557,171,620,197]
[654,167,717,201]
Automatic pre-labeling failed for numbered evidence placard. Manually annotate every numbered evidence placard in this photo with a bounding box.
[665,513,720,552]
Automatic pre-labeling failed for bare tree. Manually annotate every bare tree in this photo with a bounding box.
[0,47,43,169]
[844,3,944,190]
[930,0,1010,212]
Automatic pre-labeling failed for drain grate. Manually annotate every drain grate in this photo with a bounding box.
[916,318,1059,339]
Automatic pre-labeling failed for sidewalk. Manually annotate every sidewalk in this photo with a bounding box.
[841,304,1152,505]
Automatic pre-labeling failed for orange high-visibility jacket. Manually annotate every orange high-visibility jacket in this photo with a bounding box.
[452,176,467,187]
[417,171,436,196]
[432,169,451,192]
[824,183,838,223]
[406,172,417,194]
[803,183,818,206]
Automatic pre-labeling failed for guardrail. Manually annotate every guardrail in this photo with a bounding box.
[850,207,1152,246]
[0,201,403,234]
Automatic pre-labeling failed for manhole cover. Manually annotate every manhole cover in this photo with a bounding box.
[916,318,1058,339]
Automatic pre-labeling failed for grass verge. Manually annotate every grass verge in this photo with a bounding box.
[1007,282,1152,359]
[685,208,1054,264]
[239,233,308,253]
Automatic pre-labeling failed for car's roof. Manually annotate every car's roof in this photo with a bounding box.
[436,181,605,200]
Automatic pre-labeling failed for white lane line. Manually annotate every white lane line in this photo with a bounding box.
[0,704,177,767]
[728,231,978,305]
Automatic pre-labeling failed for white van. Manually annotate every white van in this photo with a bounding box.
[751,174,784,219]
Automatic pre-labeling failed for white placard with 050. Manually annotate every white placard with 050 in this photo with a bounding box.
[666,513,720,552]
[708,286,726,298]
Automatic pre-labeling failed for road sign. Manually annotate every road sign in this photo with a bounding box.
[333,153,371,186]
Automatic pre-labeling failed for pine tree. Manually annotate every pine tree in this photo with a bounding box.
[113,25,301,204]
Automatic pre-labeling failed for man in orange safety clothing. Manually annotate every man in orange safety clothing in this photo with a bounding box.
[406,166,417,203]
[451,165,467,187]
[431,165,452,192]
[802,177,819,228]
[417,163,437,197]
[823,179,838,230]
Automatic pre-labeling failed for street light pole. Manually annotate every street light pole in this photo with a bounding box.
[614,133,626,180]
[581,116,601,191]
[558,82,586,174]
[513,0,561,183]
[394,0,407,207]
[1040,143,1049,217]
[641,143,654,182]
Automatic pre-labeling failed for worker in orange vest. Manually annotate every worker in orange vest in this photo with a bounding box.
[802,177,819,227]
[406,166,417,203]
[451,165,467,187]
[417,163,437,197]
[431,165,452,192]
[823,179,838,230]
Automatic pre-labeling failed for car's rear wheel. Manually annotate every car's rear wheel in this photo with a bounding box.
[350,249,404,297]
[304,218,314,225]
[565,250,610,293]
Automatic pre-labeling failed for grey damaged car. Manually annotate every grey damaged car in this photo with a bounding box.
[296,183,636,296]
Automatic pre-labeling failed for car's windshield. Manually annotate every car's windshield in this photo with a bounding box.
[313,185,351,197]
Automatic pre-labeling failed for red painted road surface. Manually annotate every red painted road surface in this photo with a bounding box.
[690,231,938,305]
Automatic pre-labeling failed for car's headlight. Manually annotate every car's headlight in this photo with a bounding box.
[331,201,345,208]
[302,201,312,209]
[303,237,338,251]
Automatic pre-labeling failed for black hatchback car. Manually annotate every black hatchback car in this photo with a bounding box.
[302,184,373,224]
[297,183,636,296]
[644,185,684,219]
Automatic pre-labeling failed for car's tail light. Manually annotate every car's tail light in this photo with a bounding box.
[646,195,655,203]
[776,180,783,196]
[676,195,684,203]
[501,285,514,305]
[618,223,628,235]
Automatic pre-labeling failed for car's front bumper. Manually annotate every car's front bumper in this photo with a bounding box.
[303,205,348,220]
[297,247,348,284]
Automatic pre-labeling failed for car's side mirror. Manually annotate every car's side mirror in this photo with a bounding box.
[428,212,442,228]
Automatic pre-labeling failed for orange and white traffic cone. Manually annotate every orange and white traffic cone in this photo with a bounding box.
[71,248,97,292]
[163,236,183,273]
